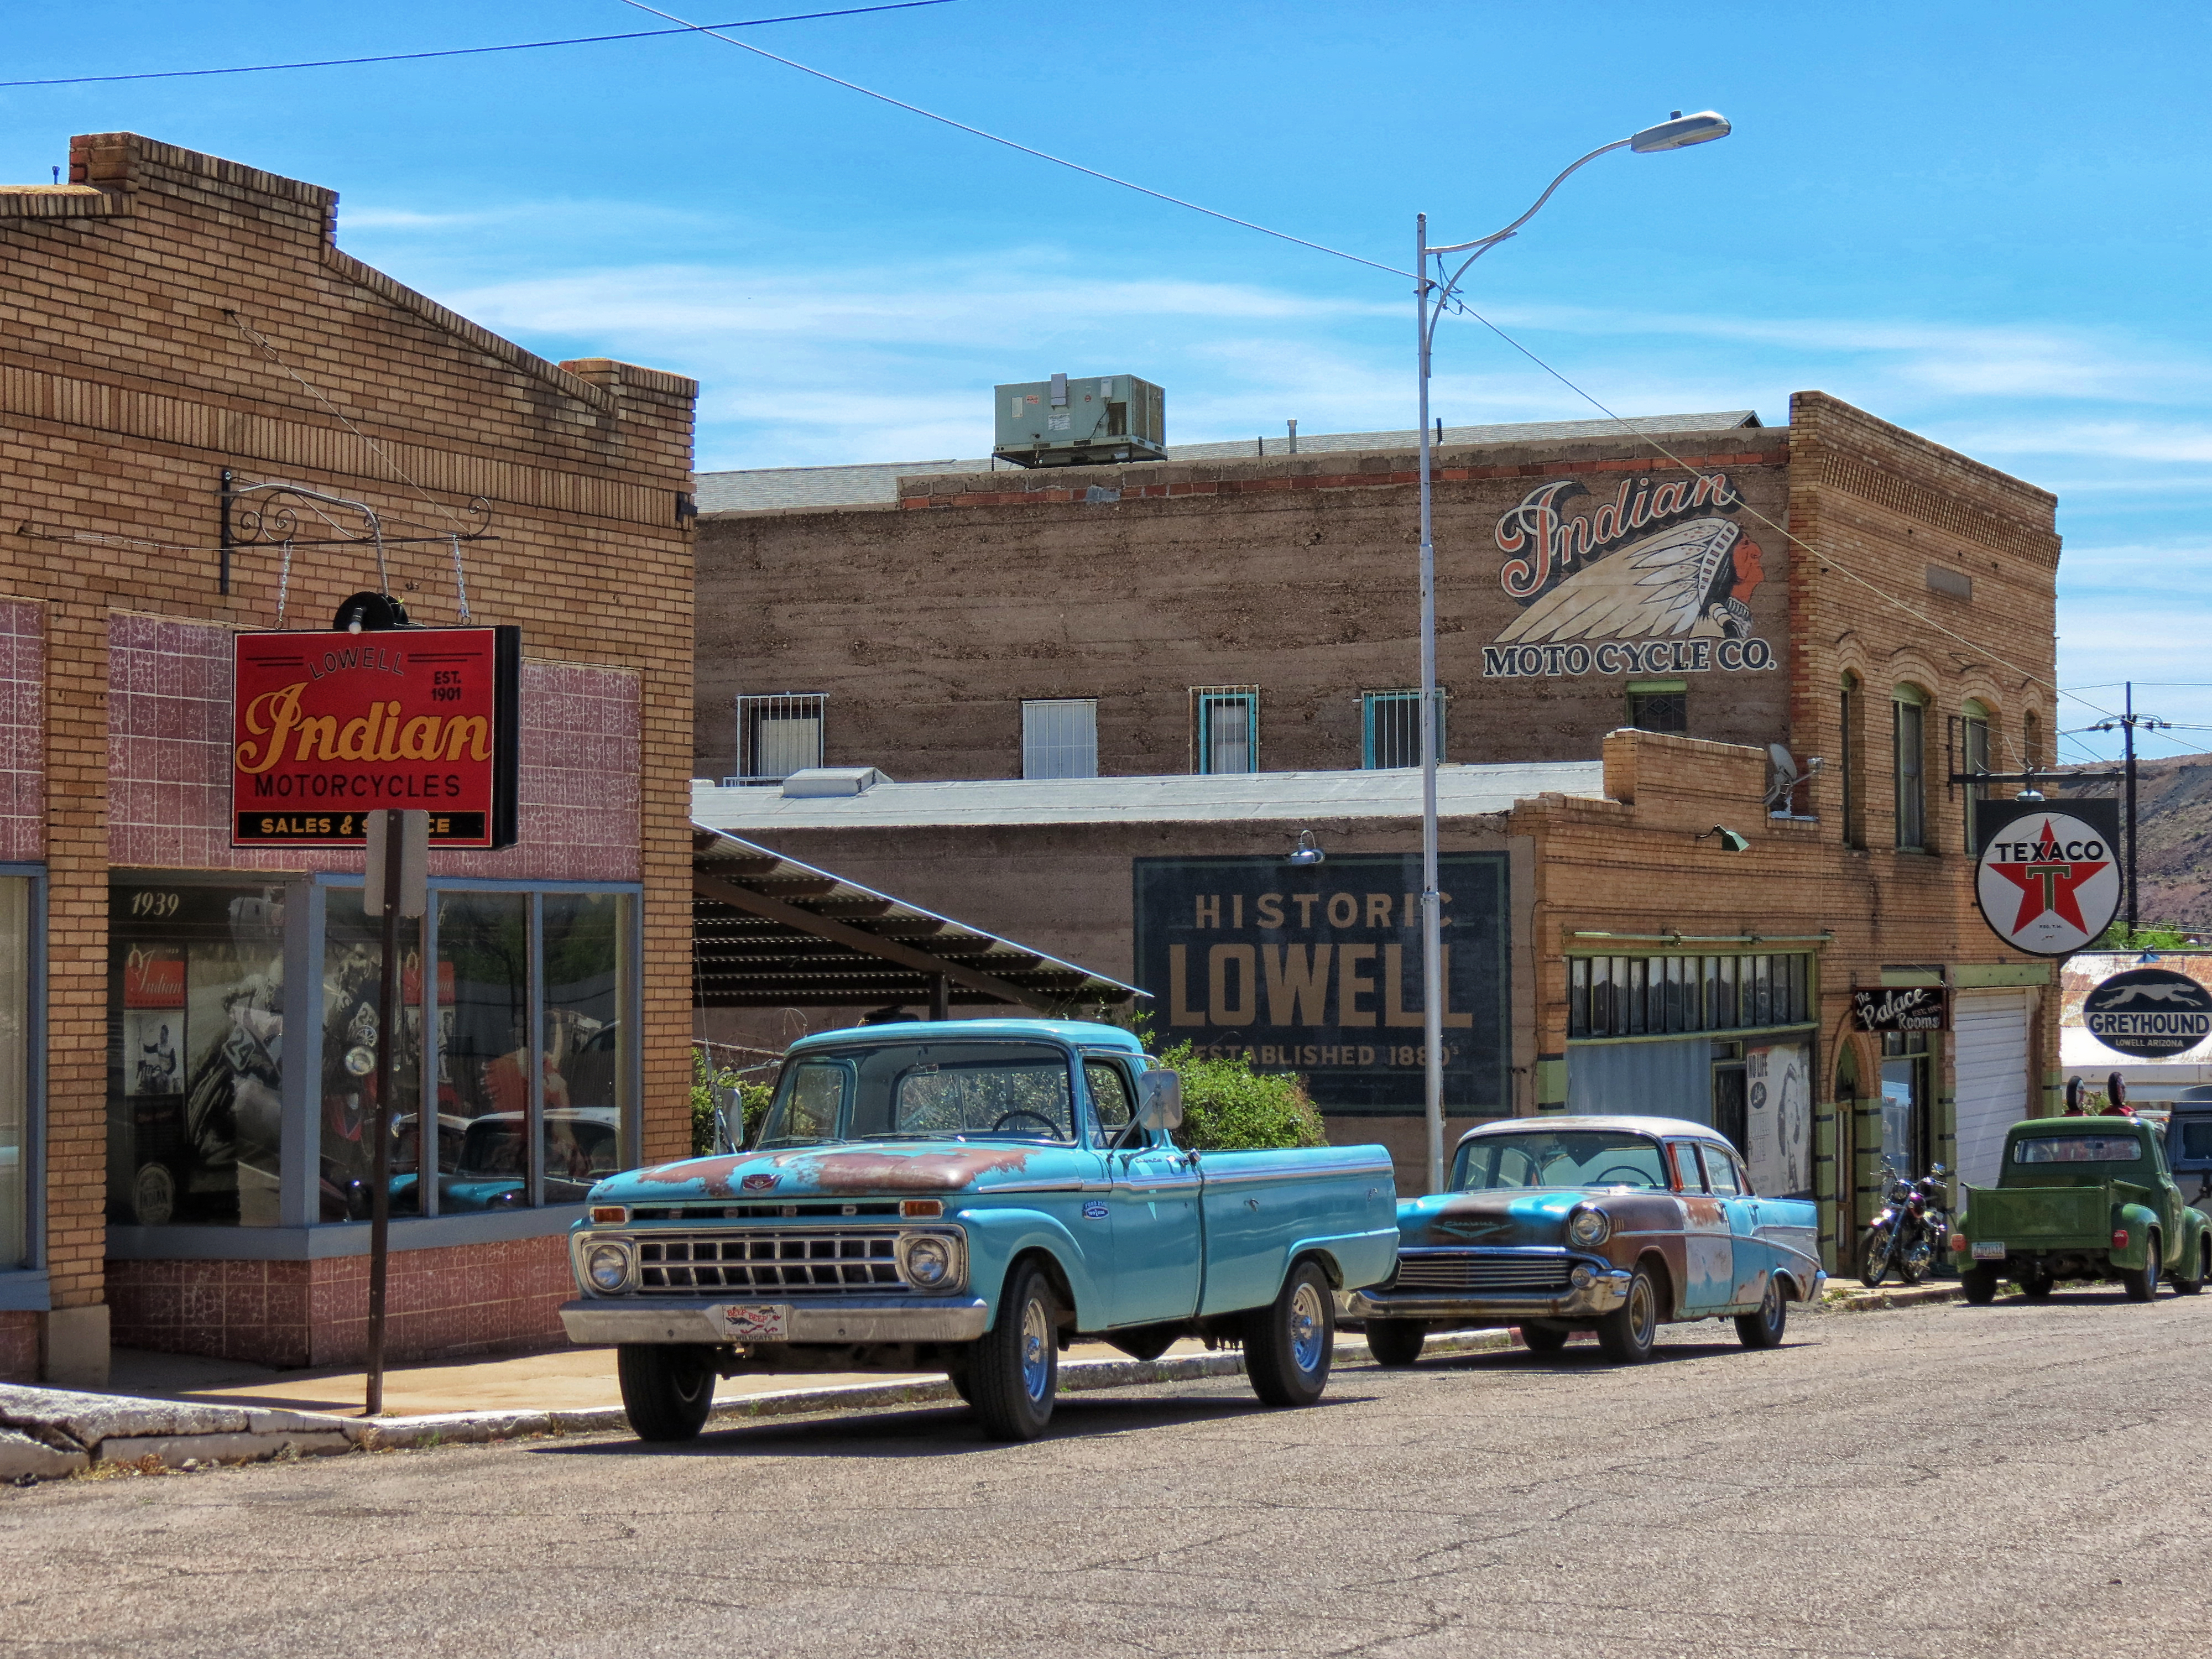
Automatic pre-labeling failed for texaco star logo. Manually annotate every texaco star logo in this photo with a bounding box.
[1974,812,2121,956]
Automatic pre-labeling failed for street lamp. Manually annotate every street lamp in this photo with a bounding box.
[1412,110,1731,1191]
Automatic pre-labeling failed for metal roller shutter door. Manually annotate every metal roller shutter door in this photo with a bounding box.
[1954,989,2032,1190]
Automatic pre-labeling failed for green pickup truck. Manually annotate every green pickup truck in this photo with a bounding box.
[1951,1116,2212,1304]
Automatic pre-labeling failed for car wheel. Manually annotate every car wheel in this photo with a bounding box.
[1363,1318,1426,1368]
[1734,1276,1787,1349]
[2122,1233,2162,1302]
[970,1261,1060,1442]
[1859,1224,1893,1288]
[1246,1259,1334,1408]
[131,1161,176,1227]
[1594,1265,1658,1364]
[2175,1237,2210,1296]
[2020,1272,2057,1301]
[617,1344,717,1443]
[1518,1324,1570,1354]
[1960,1265,1999,1305]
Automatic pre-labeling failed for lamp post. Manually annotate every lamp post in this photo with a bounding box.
[1413,111,1732,1191]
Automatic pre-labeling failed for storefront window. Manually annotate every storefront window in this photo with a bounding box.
[436,891,533,1211]
[108,881,288,1227]
[319,891,422,1222]
[1569,952,1815,1040]
[1880,1030,1931,1177]
[0,878,30,1267]
[541,893,628,1206]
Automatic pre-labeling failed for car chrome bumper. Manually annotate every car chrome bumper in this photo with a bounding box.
[1344,1266,1635,1323]
[560,1295,990,1346]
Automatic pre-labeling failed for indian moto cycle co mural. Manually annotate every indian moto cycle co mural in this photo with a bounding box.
[1480,471,1781,680]
[1131,853,1510,1112]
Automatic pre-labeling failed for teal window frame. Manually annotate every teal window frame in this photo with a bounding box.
[1194,689,1259,775]
[1361,690,1444,769]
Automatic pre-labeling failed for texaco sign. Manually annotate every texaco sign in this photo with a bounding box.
[1973,803,2122,957]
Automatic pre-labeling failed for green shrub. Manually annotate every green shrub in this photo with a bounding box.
[690,1048,775,1157]
[1154,1041,1328,1151]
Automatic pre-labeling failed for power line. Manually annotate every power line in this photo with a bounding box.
[617,0,1411,279]
[0,2,951,88]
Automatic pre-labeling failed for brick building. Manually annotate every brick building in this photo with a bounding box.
[0,133,696,1385]
[692,392,2069,1270]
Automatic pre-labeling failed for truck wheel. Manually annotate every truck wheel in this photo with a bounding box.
[1364,1318,1426,1368]
[1858,1224,1894,1288]
[1734,1276,1787,1349]
[1246,1259,1334,1407]
[970,1261,1059,1441]
[2021,1272,2056,1301]
[2122,1233,2162,1302]
[1594,1265,1658,1364]
[1519,1324,1570,1353]
[617,1344,717,1442]
[1960,1265,1999,1305]
[2175,1237,2210,1296]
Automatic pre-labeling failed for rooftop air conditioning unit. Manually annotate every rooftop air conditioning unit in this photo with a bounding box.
[993,373,1166,468]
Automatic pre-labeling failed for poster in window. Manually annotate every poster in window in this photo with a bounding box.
[1745,1040,1811,1198]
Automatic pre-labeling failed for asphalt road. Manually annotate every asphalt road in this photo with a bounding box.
[6,1291,2211,1659]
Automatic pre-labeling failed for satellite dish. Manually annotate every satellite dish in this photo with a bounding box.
[1767,743,1799,782]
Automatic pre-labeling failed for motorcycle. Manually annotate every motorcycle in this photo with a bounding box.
[1860,1163,1950,1287]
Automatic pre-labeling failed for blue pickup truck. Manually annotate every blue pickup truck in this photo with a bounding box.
[562,1020,1397,1441]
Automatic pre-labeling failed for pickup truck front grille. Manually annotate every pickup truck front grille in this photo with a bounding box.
[637,1230,907,1295]
[1394,1250,1572,1295]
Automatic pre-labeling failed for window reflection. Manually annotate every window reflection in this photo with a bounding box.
[0,879,28,1266]
[542,893,627,1203]
[437,891,533,1212]
[319,891,422,1220]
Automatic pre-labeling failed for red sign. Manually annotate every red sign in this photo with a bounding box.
[232,627,519,848]
[122,947,186,1009]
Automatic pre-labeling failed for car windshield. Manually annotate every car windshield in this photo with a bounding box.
[1453,1131,1670,1192]
[755,1041,1076,1147]
[2013,1133,2143,1164]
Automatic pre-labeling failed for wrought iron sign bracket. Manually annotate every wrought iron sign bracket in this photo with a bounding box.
[217,470,494,599]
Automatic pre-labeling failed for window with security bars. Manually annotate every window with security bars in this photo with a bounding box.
[1626,690,1688,735]
[730,693,825,785]
[1567,953,1814,1039]
[1362,690,1444,769]
[1191,686,1259,774]
[1022,698,1098,779]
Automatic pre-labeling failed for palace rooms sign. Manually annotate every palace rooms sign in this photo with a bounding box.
[1131,853,1510,1113]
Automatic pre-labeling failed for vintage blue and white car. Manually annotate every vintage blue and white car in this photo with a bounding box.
[564,1020,1397,1441]
[1347,1114,1825,1364]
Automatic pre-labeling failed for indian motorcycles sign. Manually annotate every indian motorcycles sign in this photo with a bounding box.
[1481,471,1779,680]
[232,627,521,848]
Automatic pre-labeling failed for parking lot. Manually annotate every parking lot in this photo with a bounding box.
[5,1291,2208,1658]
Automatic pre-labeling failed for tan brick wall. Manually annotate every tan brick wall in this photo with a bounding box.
[2,132,698,1316]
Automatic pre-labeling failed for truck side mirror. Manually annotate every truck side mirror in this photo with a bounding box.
[1137,1070,1183,1134]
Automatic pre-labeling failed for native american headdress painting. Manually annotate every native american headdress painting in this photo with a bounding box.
[1495,518,1762,646]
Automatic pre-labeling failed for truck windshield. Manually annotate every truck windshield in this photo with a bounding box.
[2013,1134,2142,1164]
[755,1042,1076,1147]
[1453,1131,1668,1192]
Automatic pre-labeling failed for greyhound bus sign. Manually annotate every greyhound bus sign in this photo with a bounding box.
[1971,799,2122,957]
[2083,967,2212,1059]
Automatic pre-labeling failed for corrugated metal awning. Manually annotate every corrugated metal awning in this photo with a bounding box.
[692,826,1142,1014]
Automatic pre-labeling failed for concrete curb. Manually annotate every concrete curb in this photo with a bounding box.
[0,1327,1524,1479]
[1820,1284,1963,1314]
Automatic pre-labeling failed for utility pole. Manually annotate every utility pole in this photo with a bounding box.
[2091,682,2170,942]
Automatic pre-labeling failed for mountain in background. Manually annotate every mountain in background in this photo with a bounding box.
[2049,753,2212,930]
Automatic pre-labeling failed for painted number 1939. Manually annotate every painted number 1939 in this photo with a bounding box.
[128,891,181,918]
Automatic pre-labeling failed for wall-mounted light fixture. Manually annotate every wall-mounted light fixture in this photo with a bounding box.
[1287,830,1326,867]
[1697,825,1751,853]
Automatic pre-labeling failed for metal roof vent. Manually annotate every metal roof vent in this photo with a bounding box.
[781,767,891,798]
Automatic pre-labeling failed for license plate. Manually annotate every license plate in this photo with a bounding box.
[1971,1242,2007,1260]
[720,1304,789,1341]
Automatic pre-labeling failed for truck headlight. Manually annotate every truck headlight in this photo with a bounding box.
[585,1240,633,1293]
[1567,1207,1611,1248]
[902,1235,954,1289]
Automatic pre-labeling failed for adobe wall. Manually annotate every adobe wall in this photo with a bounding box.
[0,132,697,1360]
[696,429,1792,781]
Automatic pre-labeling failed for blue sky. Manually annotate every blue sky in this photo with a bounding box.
[7,1,2211,760]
